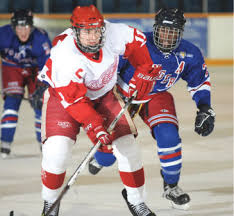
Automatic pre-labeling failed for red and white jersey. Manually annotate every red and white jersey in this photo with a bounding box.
[39,21,153,125]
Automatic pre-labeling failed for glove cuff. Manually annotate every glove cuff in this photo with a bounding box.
[198,104,215,117]
[198,104,210,111]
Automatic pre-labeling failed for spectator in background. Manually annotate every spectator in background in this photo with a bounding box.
[0,9,51,158]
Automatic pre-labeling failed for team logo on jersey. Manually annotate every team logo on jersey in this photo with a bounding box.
[176,51,193,59]
[86,57,118,90]
[5,45,33,64]
[156,61,185,91]
[179,52,186,58]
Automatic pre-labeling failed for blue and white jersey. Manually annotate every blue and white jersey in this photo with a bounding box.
[0,24,51,70]
[118,32,211,107]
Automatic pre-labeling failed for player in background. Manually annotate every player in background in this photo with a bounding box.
[88,8,216,211]
[39,5,161,216]
[0,9,51,158]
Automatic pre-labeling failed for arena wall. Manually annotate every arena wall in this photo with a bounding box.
[0,13,233,65]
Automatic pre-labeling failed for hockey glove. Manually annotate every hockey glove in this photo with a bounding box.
[128,64,161,100]
[85,122,112,148]
[195,104,215,136]
[29,82,48,110]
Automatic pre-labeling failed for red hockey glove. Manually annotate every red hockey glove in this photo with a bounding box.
[96,130,112,146]
[84,122,112,147]
[128,64,161,100]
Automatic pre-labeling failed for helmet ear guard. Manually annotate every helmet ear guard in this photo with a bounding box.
[153,8,186,53]
[70,5,105,53]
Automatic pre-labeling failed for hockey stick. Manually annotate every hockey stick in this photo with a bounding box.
[44,90,137,216]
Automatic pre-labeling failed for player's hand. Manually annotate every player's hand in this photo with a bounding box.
[96,127,113,151]
[128,64,161,100]
[195,104,215,136]
[85,123,113,148]
[29,81,48,110]
[96,130,112,146]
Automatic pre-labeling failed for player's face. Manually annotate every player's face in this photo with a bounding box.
[79,27,102,48]
[15,25,31,42]
[158,26,179,49]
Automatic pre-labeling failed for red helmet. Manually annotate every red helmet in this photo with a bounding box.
[70,5,105,53]
[70,5,104,29]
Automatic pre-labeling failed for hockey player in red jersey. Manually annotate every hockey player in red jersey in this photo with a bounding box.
[39,5,161,216]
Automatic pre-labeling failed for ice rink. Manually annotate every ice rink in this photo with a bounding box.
[0,66,233,216]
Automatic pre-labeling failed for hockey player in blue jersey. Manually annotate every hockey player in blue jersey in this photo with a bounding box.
[0,9,52,158]
[88,8,216,212]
